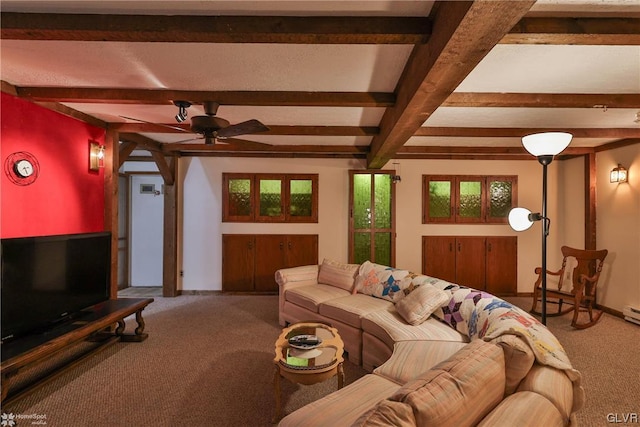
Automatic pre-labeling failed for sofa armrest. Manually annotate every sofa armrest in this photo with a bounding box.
[276,264,319,326]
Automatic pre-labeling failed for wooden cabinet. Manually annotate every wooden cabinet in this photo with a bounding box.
[222,234,318,293]
[422,236,517,296]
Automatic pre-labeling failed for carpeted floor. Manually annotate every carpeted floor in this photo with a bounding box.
[2,292,638,426]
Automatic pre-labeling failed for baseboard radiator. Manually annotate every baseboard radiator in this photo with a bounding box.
[623,305,640,326]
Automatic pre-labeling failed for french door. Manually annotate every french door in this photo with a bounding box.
[349,170,396,266]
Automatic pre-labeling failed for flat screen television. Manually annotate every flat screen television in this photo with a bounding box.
[1,232,111,343]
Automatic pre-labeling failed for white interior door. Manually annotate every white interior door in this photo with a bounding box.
[130,175,164,287]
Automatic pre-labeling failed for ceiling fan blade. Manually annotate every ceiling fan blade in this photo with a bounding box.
[223,138,273,150]
[171,135,204,144]
[216,119,270,138]
[120,116,189,133]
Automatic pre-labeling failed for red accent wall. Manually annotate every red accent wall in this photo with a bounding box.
[1,93,107,238]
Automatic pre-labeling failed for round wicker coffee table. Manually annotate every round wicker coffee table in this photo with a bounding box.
[273,322,345,421]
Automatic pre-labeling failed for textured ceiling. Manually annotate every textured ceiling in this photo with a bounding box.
[1,0,639,164]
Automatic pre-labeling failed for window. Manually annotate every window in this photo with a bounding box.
[423,175,517,224]
[223,173,318,223]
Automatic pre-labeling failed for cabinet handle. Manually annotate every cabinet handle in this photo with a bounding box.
[248,241,253,249]
[458,242,461,252]
[288,241,292,249]
[280,242,284,249]
[488,243,492,252]
[449,243,453,252]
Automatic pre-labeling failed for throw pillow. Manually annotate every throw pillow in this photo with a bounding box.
[317,258,359,292]
[395,284,450,325]
[390,339,505,427]
[354,261,411,302]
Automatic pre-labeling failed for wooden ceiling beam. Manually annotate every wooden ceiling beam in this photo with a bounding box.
[118,141,138,167]
[0,13,430,44]
[119,133,174,184]
[414,127,640,138]
[398,145,592,155]
[15,87,395,107]
[444,93,640,108]
[161,144,369,154]
[504,17,640,45]
[112,124,378,136]
[367,0,536,168]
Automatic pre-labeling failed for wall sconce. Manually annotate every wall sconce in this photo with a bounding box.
[391,161,402,184]
[610,164,628,183]
[508,131,573,325]
[89,142,105,171]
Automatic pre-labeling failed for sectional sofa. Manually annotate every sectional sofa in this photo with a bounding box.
[276,259,584,426]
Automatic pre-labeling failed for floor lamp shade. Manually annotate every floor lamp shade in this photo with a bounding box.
[522,132,573,157]
[508,207,535,231]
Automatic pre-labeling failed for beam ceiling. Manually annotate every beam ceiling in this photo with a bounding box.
[2,7,638,163]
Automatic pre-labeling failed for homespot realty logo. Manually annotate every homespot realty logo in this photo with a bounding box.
[1,413,47,426]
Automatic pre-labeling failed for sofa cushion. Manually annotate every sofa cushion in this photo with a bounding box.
[491,334,535,395]
[394,283,449,325]
[477,391,564,427]
[351,400,415,427]
[389,339,505,427]
[354,261,411,302]
[517,364,574,421]
[285,284,350,313]
[374,340,468,385]
[317,258,359,292]
[319,294,393,328]
[279,374,400,427]
[361,310,468,350]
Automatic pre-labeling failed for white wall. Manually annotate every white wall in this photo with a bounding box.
[179,157,364,291]
[177,156,563,293]
[595,144,640,312]
[125,145,639,313]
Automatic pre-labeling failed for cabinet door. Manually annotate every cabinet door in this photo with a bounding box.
[222,235,255,291]
[286,175,319,223]
[286,235,319,268]
[423,176,455,223]
[254,235,286,292]
[222,174,254,222]
[423,236,456,283]
[485,237,517,295]
[455,237,486,289]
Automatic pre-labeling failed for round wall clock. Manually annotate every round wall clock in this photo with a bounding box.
[4,151,40,185]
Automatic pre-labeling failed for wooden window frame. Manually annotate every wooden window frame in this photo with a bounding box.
[423,175,517,224]
[222,173,318,223]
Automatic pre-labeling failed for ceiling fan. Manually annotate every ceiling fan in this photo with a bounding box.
[122,101,271,147]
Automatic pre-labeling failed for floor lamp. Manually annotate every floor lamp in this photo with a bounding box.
[508,132,573,325]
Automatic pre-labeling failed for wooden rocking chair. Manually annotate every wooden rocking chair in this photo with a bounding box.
[531,245,608,329]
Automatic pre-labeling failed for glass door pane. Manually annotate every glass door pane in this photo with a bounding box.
[374,174,392,228]
[354,232,372,265]
[353,174,372,229]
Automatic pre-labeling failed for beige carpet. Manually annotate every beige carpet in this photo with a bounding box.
[2,292,638,426]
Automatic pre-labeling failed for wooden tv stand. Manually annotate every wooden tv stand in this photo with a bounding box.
[1,297,153,403]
